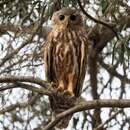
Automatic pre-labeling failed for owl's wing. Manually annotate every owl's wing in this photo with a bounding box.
[43,41,53,82]
[75,39,88,97]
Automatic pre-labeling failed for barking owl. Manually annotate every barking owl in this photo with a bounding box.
[43,8,88,128]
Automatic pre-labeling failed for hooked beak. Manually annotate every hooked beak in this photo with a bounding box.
[64,19,69,28]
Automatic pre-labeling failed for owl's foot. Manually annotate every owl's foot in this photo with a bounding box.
[51,82,57,88]
[57,86,64,92]
[63,90,74,97]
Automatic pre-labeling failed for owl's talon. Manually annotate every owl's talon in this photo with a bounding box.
[57,86,64,92]
[63,90,74,97]
[51,82,57,88]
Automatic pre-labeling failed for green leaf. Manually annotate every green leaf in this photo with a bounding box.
[62,0,71,7]
[100,0,109,14]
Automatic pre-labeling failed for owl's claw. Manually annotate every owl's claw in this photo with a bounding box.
[57,86,64,92]
[63,90,74,97]
[51,82,57,88]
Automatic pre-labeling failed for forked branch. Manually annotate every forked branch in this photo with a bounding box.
[43,99,130,130]
[1,76,130,130]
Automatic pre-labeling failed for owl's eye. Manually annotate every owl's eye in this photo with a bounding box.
[59,15,65,21]
[70,14,76,21]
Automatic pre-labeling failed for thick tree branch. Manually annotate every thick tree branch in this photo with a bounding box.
[1,76,130,130]
[0,82,52,96]
[0,76,53,96]
[89,55,102,129]
[43,99,130,130]
[77,0,118,39]
[89,16,130,57]
[89,56,98,99]
[0,75,50,87]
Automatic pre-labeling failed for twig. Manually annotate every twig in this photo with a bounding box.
[98,57,130,84]
[0,5,47,68]
[0,94,39,114]
[94,109,123,130]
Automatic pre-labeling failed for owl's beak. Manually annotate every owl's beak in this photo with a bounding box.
[64,20,69,28]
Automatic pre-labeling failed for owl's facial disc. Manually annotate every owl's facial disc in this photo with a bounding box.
[58,14,78,28]
[52,8,83,28]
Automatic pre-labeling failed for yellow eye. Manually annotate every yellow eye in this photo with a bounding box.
[59,15,65,21]
[70,14,76,21]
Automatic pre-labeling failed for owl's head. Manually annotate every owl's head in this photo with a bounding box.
[52,8,83,29]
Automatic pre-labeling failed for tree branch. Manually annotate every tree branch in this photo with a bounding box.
[94,109,123,130]
[98,57,130,84]
[42,99,130,130]
[1,76,130,130]
[0,76,54,96]
[0,82,52,96]
[89,15,130,57]
[0,94,39,114]
[0,6,48,68]
[0,75,50,88]
[76,0,118,39]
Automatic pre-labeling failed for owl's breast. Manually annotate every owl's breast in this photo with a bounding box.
[55,42,73,67]
[52,38,79,74]
[50,29,86,77]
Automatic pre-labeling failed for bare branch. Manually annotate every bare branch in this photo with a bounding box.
[94,109,123,130]
[89,16,130,57]
[0,23,51,39]
[0,82,52,96]
[0,94,39,114]
[0,75,51,89]
[0,6,47,68]
[42,99,130,130]
[76,0,118,39]
[98,57,130,84]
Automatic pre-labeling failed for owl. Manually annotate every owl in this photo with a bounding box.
[43,8,88,128]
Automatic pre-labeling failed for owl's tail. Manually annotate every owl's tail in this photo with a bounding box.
[56,114,73,129]
[49,94,76,129]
